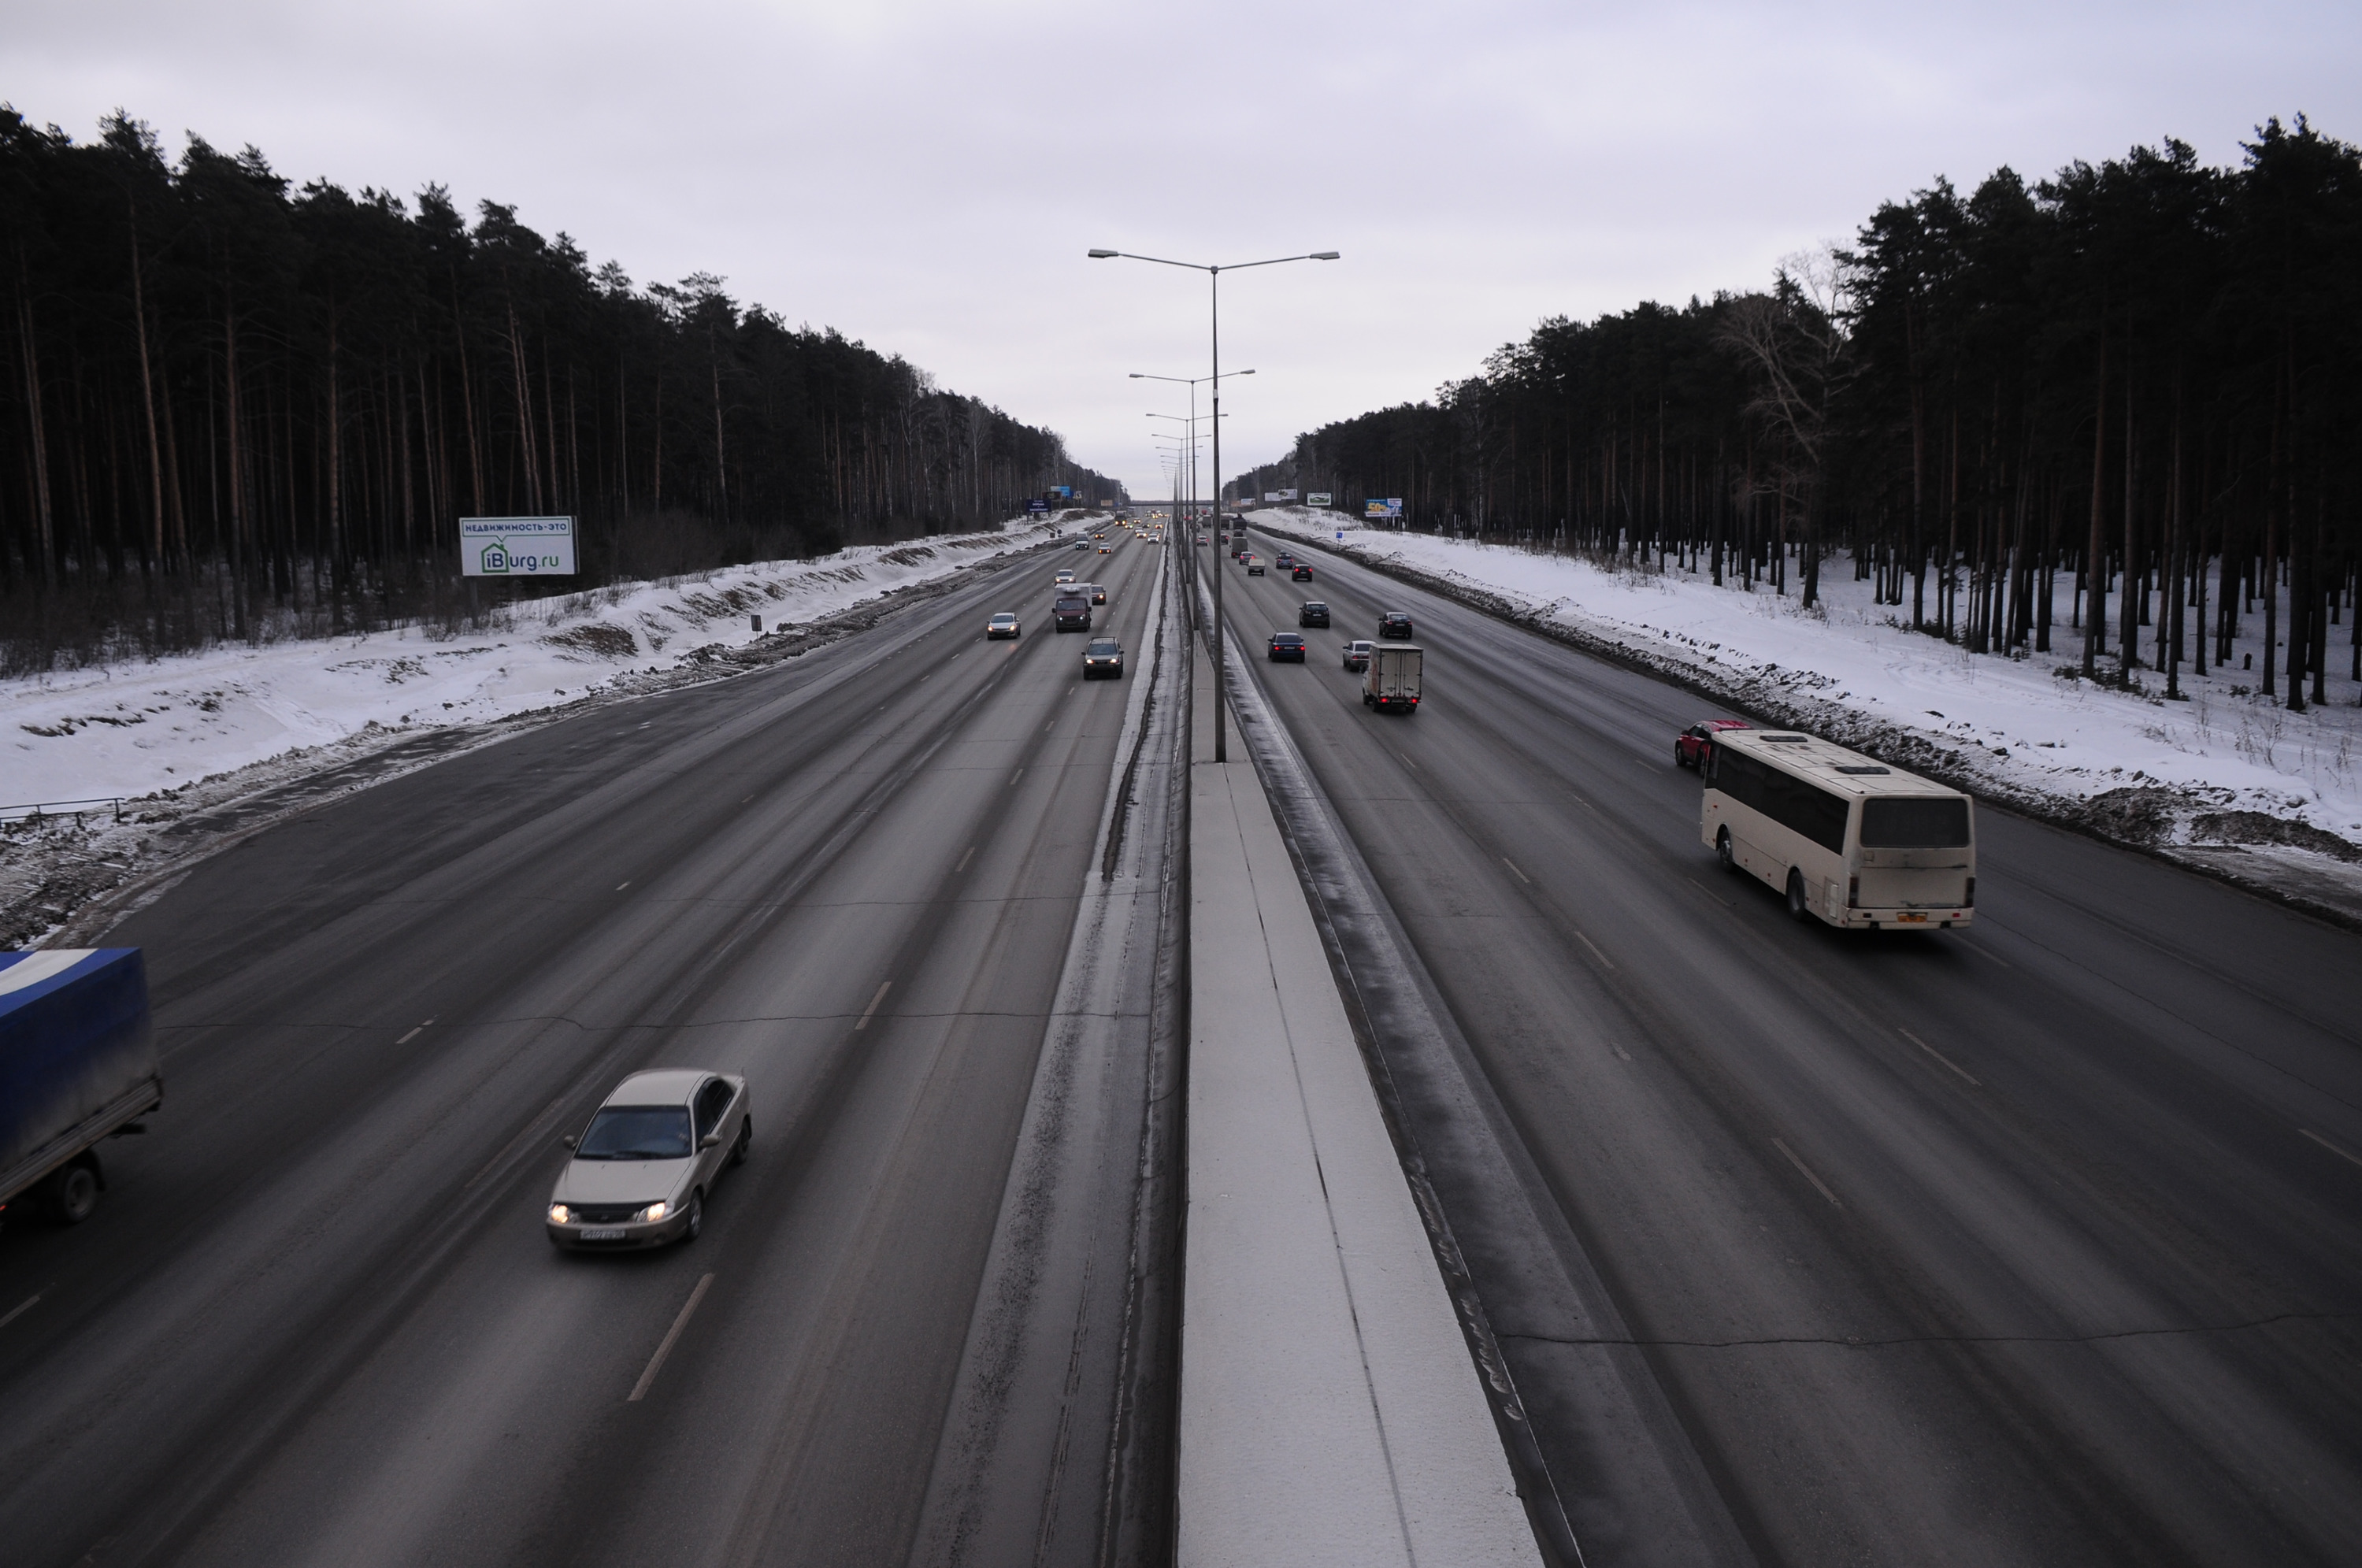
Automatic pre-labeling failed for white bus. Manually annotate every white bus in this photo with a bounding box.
[1700,729,1975,929]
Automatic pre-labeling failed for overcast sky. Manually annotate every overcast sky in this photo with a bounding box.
[7,0,2356,500]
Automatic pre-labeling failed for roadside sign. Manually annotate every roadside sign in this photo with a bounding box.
[1307,492,1332,507]
[461,516,575,576]
[1026,499,1051,514]
[1363,499,1402,520]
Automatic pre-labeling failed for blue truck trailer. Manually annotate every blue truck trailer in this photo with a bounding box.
[1,949,161,1227]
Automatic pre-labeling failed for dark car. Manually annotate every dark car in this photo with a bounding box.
[1676,718,1752,769]
[1276,553,1296,569]
[1292,563,1314,581]
[1267,632,1307,662]
[1343,639,1374,672]
[1299,601,1330,628]
[1083,637,1125,680]
[1378,612,1414,639]
[1054,594,1092,632]
[1088,583,1107,605]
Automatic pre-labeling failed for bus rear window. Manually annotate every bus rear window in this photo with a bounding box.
[1860,797,1971,848]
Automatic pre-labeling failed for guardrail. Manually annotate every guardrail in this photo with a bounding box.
[1,797,127,828]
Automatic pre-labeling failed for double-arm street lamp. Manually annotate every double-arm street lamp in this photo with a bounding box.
[1092,248,1337,760]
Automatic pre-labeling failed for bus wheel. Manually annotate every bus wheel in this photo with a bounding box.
[1716,828,1734,872]
[1785,869,1811,921]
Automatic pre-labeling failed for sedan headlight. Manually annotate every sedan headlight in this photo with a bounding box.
[637,1201,669,1223]
[549,1204,570,1225]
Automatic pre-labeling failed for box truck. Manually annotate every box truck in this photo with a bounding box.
[1363,643,1422,712]
[1,949,161,1226]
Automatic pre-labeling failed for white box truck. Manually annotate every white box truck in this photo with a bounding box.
[1362,643,1422,712]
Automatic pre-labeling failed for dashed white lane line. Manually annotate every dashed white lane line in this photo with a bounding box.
[955,846,976,873]
[629,1272,716,1403]
[1501,857,1531,884]
[855,981,892,1032]
[1900,1028,1980,1086]
[1773,1138,1844,1208]
[1574,929,1615,970]
[615,882,630,891]
[395,1018,433,1045]
[2301,1128,2362,1169]
[0,1294,39,1332]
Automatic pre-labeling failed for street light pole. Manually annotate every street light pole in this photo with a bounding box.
[1097,249,1337,761]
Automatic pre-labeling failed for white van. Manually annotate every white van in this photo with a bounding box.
[1701,730,1973,928]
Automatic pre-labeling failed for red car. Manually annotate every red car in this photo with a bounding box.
[1676,718,1751,769]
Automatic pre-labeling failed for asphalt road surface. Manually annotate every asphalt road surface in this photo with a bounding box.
[0,527,1167,1568]
[1215,529,2362,1568]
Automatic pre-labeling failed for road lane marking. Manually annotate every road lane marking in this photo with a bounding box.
[956,846,976,873]
[2301,1128,2362,1169]
[1501,857,1531,884]
[629,1273,716,1403]
[1008,768,1025,787]
[1773,1138,1844,1208]
[466,1090,574,1188]
[396,1025,424,1044]
[1574,930,1615,969]
[0,1294,39,1331]
[855,981,892,1031]
[1611,1043,1633,1062]
[742,795,755,804]
[615,882,630,891]
[1900,1029,1980,1086]
[1686,876,1734,906]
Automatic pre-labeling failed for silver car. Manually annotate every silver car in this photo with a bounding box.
[546,1069,750,1249]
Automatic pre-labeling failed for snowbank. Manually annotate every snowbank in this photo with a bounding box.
[1248,510,2362,871]
[4,517,1074,810]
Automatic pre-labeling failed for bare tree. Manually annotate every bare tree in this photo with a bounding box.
[1715,247,1856,608]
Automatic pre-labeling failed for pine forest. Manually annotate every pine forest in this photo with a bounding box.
[1257,117,2361,711]
[1,109,1118,675]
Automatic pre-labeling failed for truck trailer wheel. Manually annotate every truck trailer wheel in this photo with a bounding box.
[43,1155,102,1225]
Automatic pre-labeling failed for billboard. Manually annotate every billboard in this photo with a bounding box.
[1259,488,1298,502]
[1307,492,1333,507]
[1364,498,1403,520]
[461,517,576,576]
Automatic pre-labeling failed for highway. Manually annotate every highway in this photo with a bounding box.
[1214,526,2362,1567]
[0,526,1176,1568]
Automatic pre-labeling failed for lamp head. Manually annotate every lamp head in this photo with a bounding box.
[1311,251,1340,261]
[1088,249,1118,259]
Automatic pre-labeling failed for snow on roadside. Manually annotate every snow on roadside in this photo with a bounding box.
[4,515,1073,810]
[1248,509,2362,883]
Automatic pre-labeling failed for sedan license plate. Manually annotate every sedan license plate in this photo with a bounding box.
[1896,912,1928,924]
[580,1227,626,1241]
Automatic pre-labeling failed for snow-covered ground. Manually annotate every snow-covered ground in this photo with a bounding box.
[1248,509,2362,888]
[4,516,1075,811]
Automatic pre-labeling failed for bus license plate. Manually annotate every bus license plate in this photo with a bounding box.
[580,1228,626,1241]
[1896,913,1928,924]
